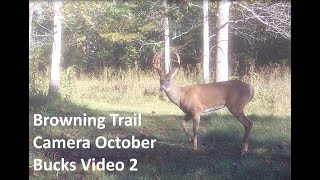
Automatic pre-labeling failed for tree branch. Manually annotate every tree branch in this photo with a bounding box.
[188,2,203,10]
[233,1,291,40]
[234,2,269,26]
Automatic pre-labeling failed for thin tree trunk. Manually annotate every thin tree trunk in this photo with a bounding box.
[134,60,138,71]
[48,0,62,96]
[164,0,170,73]
[29,2,34,46]
[215,0,231,82]
[203,0,210,83]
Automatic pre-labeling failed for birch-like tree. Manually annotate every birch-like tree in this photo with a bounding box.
[215,0,231,82]
[29,2,34,46]
[202,0,210,83]
[48,0,62,96]
[164,0,170,73]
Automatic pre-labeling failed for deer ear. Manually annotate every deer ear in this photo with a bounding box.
[170,67,179,78]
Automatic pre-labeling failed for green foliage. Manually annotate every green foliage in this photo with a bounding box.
[29,47,50,96]
[29,71,49,96]
[58,66,77,100]
[101,32,143,42]
[138,21,157,34]
[31,1,290,76]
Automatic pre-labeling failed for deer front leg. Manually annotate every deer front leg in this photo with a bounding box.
[181,114,192,143]
[192,113,201,151]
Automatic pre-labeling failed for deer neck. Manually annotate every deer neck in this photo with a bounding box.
[164,83,181,106]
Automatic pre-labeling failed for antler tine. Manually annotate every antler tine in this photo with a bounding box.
[152,51,163,71]
[172,50,181,68]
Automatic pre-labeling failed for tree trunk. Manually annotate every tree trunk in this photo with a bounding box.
[134,60,138,71]
[48,0,63,96]
[203,0,210,83]
[215,0,231,82]
[164,0,170,73]
[29,2,34,46]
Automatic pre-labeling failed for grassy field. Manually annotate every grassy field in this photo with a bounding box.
[29,65,291,179]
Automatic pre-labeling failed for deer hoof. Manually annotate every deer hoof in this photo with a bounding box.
[241,143,249,157]
[240,150,248,157]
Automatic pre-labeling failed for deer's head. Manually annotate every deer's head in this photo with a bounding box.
[152,51,180,92]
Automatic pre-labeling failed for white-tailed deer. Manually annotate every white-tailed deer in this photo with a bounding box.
[152,51,254,156]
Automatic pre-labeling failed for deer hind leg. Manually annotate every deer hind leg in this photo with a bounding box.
[228,107,253,156]
[239,114,253,156]
[181,114,192,143]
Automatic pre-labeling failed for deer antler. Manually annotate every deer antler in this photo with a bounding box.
[152,50,163,72]
[172,50,181,69]
[152,50,180,72]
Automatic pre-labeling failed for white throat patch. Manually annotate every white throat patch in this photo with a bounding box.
[162,86,170,92]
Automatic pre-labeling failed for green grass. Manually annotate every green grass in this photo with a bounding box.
[29,65,291,179]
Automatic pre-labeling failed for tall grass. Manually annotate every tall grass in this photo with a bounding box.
[242,63,291,116]
[30,62,290,117]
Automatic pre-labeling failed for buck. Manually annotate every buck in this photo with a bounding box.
[152,51,254,156]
